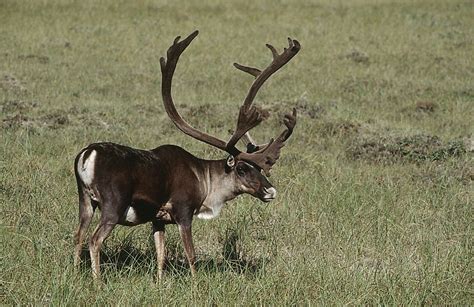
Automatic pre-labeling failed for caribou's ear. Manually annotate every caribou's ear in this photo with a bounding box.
[225,155,236,173]
[226,155,236,168]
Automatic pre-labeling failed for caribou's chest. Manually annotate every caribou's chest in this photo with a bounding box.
[195,196,225,220]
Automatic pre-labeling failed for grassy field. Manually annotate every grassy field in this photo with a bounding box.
[1,0,473,304]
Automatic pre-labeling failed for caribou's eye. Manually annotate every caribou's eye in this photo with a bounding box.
[236,164,247,176]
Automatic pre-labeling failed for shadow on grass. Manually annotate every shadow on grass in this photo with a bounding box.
[76,229,266,280]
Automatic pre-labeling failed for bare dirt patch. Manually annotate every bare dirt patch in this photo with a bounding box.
[1,74,27,93]
[294,102,325,119]
[40,112,69,128]
[2,114,30,129]
[412,162,473,186]
[415,101,437,113]
[347,134,466,163]
[344,49,369,64]
[17,54,50,64]
[64,105,110,129]
[1,100,38,113]
[318,120,361,137]
[2,112,69,129]
[259,96,325,120]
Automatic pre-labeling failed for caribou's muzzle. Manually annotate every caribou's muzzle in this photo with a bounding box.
[262,187,277,202]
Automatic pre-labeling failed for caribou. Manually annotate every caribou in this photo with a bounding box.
[73,30,300,280]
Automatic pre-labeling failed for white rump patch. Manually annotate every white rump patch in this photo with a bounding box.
[77,150,97,186]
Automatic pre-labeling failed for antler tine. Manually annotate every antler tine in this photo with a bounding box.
[237,108,297,176]
[241,132,261,153]
[281,107,297,141]
[266,44,279,59]
[161,30,232,153]
[233,63,261,78]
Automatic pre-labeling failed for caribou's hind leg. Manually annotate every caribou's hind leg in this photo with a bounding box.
[88,197,126,280]
[89,216,117,280]
[73,184,97,268]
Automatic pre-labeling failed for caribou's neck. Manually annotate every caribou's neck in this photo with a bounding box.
[195,159,239,220]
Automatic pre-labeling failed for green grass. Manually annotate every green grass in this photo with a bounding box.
[1,0,473,304]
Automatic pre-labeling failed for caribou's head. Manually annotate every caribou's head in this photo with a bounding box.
[160,30,300,203]
[225,155,276,202]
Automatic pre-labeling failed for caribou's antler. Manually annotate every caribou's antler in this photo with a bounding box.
[160,31,300,175]
[160,30,230,152]
[229,38,300,175]
[226,38,301,151]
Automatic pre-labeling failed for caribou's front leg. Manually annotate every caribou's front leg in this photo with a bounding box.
[152,221,166,281]
[178,223,196,276]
